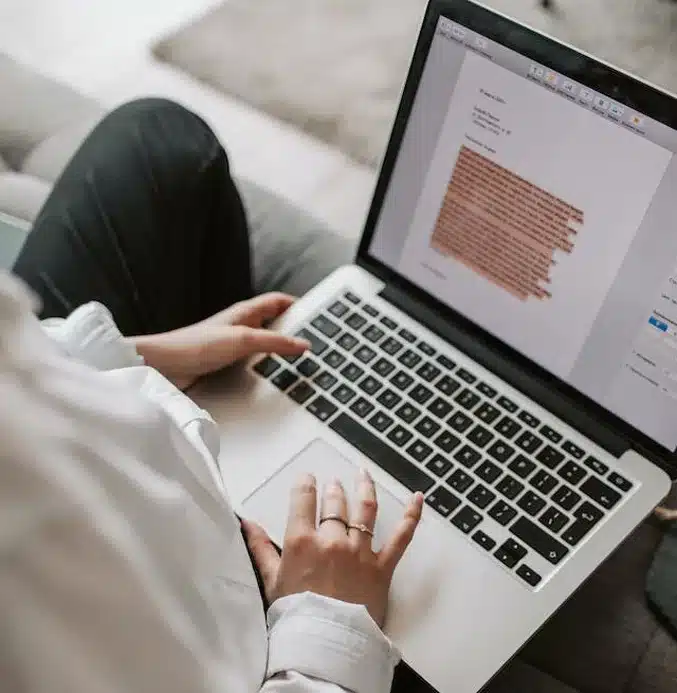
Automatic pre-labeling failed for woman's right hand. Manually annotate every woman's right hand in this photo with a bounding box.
[243,469,424,627]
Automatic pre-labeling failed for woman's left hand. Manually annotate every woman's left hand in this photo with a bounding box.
[128,293,309,389]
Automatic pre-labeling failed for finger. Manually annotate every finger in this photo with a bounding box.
[242,519,281,598]
[655,506,677,522]
[231,326,309,361]
[349,468,377,551]
[319,479,349,540]
[225,293,296,328]
[378,492,424,576]
[284,473,318,543]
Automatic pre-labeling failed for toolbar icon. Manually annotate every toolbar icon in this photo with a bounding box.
[594,95,610,111]
[629,113,644,128]
[451,25,466,41]
[561,80,577,96]
[545,71,559,87]
[609,103,624,118]
[579,87,594,103]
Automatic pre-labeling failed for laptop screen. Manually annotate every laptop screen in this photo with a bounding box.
[368,15,677,451]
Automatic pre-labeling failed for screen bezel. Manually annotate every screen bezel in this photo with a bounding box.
[356,0,677,471]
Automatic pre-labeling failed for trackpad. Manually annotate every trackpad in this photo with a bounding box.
[242,438,406,552]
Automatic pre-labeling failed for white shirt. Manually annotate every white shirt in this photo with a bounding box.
[0,272,399,693]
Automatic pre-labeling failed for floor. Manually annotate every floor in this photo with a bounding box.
[0,0,374,239]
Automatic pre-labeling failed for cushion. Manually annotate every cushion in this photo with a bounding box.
[0,172,51,224]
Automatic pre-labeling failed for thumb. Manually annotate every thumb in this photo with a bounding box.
[242,519,281,598]
[230,326,309,362]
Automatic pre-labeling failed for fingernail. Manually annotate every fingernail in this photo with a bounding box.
[296,338,311,349]
[329,478,343,491]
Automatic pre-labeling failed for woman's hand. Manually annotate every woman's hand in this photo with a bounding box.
[129,293,309,389]
[243,470,424,627]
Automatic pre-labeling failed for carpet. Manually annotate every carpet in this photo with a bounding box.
[155,0,677,167]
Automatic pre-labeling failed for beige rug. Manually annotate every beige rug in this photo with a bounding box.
[155,0,677,167]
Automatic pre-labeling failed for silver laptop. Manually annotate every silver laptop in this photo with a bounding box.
[192,1,675,691]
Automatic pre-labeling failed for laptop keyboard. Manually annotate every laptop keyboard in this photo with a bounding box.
[253,290,635,589]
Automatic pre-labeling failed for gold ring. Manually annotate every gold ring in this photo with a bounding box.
[319,514,349,529]
[348,523,374,537]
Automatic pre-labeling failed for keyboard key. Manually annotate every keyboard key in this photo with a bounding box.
[476,460,502,484]
[489,500,517,526]
[344,291,360,304]
[536,445,565,470]
[436,375,461,396]
[434,430,461,454]
[328,300,349,318]
[476,402,501,425]
[473,530,497,551]
[362,303,379,317]
[451,506,483,534]
[272,369,299,391]
[337,332,359,351]
[448,469,474,493]
[511,517,569,565]
[395,402,421,424]
[530,469,558,495]
[518,411,540,428]
[496,475,524,500]
[409,383,434,404]
[311,314,340,338]
[333,384,356,404]
[487,440,515,464]
[517,491,546,516]
[426,486,462,517]
[562,502,604,545]
[376,389,402,410]
[552,485,581,511]
[381,336,404,355]
[515,431,543,454]
[467,424,494,449]
[417,362,441,382]
[426,453,453,477]
[455,388,481,411]
[298,358,320,377]
[296,328,328,355]
[516,565,542,587]
[477,382,497,398]
[367,410,394,433]
[497,396,518,413]
[387,425,414,448]
[454,444,482,469]
[558,461,586,486]
[358,375,382,396]
[418,341,436,356]
[583,455,609,476]
[363,324,385,343]
[398,349,422,368]
[307,396,338,421]
[427,396,453,420]
[372,357,395,377]
[254,356,280,377]
[494,416,521,440]
[350,397,375,419]
[580,476,620,509]
[346,312,367,330]
[456,368,477,384]
[355,345,377,364]
[288,381,316,404]
[330,413,435,493]
[436,354,456,370]
[407,439,434,463]
[608,472,633,493]
[415,416,441,439]
[539,506,569,533]
[323,350,346,369]
[508,454,536,479]
[539,425,562,444]
[495,538,527,568]
[380,316,397,330]
[399,328,417,343]
[391,371,414,391]
[315,371,338,391]
[467,484,496,510]
[562,440,585,459]
[341,363,364,382]
[448,411,473,433]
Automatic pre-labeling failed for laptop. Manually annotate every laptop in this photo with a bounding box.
[191,1,675,691]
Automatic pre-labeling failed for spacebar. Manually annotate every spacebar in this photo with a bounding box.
[330,413,435,493]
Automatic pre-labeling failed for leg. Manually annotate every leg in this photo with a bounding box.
[13,98,252,337]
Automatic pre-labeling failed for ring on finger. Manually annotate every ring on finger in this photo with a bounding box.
[319,513,349,531]
[348,523,374,537]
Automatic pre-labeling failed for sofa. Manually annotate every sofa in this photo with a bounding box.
[1,54,675,693]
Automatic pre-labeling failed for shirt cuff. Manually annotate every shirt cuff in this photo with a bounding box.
[41,302,144,371]
[266,592,400,693]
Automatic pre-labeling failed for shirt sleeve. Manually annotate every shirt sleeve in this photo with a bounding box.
[261,592,400,693]
[41,301,143,371]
